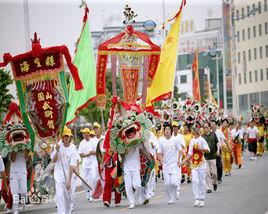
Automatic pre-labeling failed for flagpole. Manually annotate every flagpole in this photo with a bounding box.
[100,108,105,134]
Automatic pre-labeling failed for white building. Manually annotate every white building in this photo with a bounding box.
[174,69,193,100]
[231,0,268,116]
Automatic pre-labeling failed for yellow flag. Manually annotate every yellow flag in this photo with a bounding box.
[146,10,183,107]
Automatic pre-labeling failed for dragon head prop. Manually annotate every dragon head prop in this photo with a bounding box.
[0,102,31,157]
[109,111,152,155]
[251,104,264,124]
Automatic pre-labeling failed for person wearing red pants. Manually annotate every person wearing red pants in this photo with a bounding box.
[103,151,121,207]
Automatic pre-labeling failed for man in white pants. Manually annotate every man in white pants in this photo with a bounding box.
[123,143,144,209]
[158,124,183,204]
[172,121,186,199]
[51,127,78,214]
[9,149,29,213]
[141,130,158,205]
[181,125,210,207]
[78,127,98,202]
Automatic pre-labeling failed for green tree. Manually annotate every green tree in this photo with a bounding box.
[80,70,123,126]
[0,69,13,123]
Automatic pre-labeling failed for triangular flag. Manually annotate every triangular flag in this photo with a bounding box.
[66,7,96,125]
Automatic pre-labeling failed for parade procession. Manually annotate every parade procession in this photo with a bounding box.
[0,0,268,214]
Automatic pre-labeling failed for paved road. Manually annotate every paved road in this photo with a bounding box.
[23,152,268,214]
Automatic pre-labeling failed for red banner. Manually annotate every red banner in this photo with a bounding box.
[192,50,201,101]
[148,54,160,84]
[12,52,62,79]
[121,69,140,103]
[25,80,65,138]
[96,54,108,94]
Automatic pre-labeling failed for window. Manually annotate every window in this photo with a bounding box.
[248,28,251,40]
[265,22,268,34]
[242,8,245,18]
[249,71,252,82]
[258,1,262,13]
[267,68,268,80]
[250,92,260,104]
[239,73,242,84]
[244,72,247,84]
[248,49,251,61]
[236,9,239,19]
[238,52,241,63]
[180,75,187,84]
[254,48,257,60]
[261,69,264,81]
[260,46,263,58]
[247,6,250,16]
[253,4,256,13]
[266,45,268,57]
[255,70,258,81]
[259,24,262,36]
[242,29,245,40]
[237,31,240,42]
[239,94,249,110]
[261,91,268,106]
[253,26,256,37]
[243,51,246,61]
[265,0,267,11]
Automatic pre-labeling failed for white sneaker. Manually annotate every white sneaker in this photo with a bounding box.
[199,200,205,207]
[194,200,200,207]
[176,191,180,200]
[168,199,174,204]
[250,157,253,161]
[254,156,257,160]
[129,204,135,209]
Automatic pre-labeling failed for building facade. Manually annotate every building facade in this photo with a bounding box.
[231,0,268,117]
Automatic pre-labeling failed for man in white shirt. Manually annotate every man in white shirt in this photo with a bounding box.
[246,121,259,160]
[141,131,158,204]
[158,124,183,204]
[51,127,78,214]
[123,143,144,209]
[9,149,29,213]
[78,127,97,202]
[211,120,225,184]
[181,125,210,208]
[171,121,185,199]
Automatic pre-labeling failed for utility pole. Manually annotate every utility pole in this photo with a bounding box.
[23,0,31,51]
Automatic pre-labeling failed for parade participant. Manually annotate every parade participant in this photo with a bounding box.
[256,122,265,157]
[237,121,245,154]
[181,124,210,207]
[210,120,225,184]
[142,130,158,202]
[182,123,193,184]
[0,155,8,203]
[246,121,259,160]
[202,122,218,193]
[231,122,243,168]
[123,141,149,209]
[78,127,96,202]
[171,121,185,199]
[51,128,78,214]
[221,119,233,176]
[158,124,183,204]
[70,139,81,211]
[9,149,30,213]
[102,149,121,208]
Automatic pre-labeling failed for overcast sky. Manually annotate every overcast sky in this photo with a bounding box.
[0,0,222,57]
